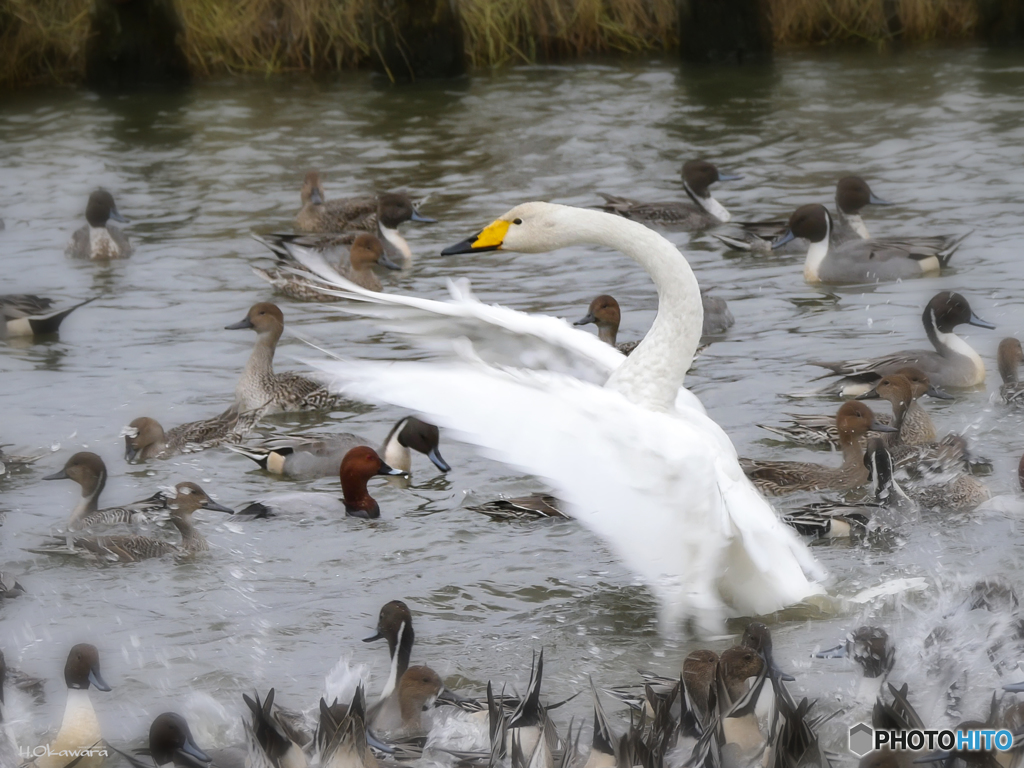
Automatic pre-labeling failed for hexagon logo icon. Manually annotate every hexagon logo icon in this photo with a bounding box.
[849,723,874,756]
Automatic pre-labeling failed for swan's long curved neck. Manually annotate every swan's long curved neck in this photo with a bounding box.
[560,209,703,411]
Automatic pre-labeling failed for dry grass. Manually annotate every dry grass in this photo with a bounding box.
[771,0,977,46]
[0,0,982,88]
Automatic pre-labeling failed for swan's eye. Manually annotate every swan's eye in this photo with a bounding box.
[513,218,522,225]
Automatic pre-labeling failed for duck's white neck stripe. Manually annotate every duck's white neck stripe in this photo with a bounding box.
[844,213,870,239]
[803,214,831,283]
[935,325,984,375]
[378,620,406,703]
[380,226,412,263]
[686,182,730,223]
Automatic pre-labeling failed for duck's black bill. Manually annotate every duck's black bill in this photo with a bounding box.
[927,385,954,400]
[202,499,235,515]
[574,313,597,327]
[378,251,403,271]
[870,420,899,433]
[410,210,437,224]
[718,172,744,182]
[868,192,894,206]
[89,667,111,692]
[813,643,847,659]
[363,629,384,643]
[43,468,68,481]
[969,313,996,330]
[378,461,407,477]
[855,390,880,400]
[428,447,451,473]
[772,230,796,250]
[225,317,254,330]
[441,235,493,256]
[310,189,324,205]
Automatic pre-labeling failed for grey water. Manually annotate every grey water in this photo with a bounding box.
[3,45,1024,755]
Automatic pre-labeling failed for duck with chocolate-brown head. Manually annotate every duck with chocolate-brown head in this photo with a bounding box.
[66,190,132,260]
[741,401,897,496]
[813,291,995,396]
[43,451,169,530]
[340,447,405,520]
[598,159,743,229]
[29,644,112,768]
[226,301,346,414]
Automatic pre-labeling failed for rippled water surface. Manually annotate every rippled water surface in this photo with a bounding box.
[4,46,1024,755]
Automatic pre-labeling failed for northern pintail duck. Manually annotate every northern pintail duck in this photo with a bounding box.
[66,190,132,260]
[597,160,743,228]
[109,711,211,768]
[123,406,265,463]
[243,688,310,768]
[783,441,908,538]
[470,494,565,521]
[741,401,896,495]
[365,600,415,713]
[998,337,1024,404]
[774,204,957,284]
[295,170,434,242]
[311,201,826,633]
[0,571,26,598]
[27,644,111,768]
[238,446,405,519]
[760,367,948,448]
[229,416,449,479]
[253,233,400,301]
[717,176,895,253]
[815,625,896,682]
[43,451,169,530]
[812,291,994,396]
[574,292,733,353]
[36,482,233,562]
[908,460,989,512]
[227,302,347,414]
[0,294,95,339]
[0,443,43,476]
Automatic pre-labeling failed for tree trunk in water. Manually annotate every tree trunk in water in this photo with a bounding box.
[86,0,190,92]
[677,0,772,64]
[368,0,467,82]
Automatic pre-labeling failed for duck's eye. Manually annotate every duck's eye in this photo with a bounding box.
[513,218,522,225]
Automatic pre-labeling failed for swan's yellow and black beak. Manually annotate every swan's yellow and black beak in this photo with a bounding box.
[441,219,509,255]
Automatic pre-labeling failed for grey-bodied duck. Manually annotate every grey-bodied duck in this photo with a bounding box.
[65,190,132,260]
[0,294,95,339]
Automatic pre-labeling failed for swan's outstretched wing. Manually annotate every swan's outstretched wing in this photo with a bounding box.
[284,243,625,384]
[311,358,823,634]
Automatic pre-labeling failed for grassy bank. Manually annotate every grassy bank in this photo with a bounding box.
[0,0,979,89]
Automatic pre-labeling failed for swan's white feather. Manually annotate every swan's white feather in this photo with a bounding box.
[311,357,825,634]
[284,243,627,384]
[285,243,706,415]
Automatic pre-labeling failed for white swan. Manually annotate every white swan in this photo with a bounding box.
[302,203,825,633]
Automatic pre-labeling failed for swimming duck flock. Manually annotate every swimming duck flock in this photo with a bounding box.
[4,59,1024,768]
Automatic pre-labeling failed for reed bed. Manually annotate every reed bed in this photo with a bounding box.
[0,0,983,89]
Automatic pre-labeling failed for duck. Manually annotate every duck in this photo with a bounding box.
[908,464,990,512]
[714,645,770,765]
[759,367,949,448]
[236,446,405,519]
[771,204,959,284]
[294,171,435,253]
[716,176,895,253]
[253,233,401,300]
[782,441,909,538]
[998,337,1024,404]
[303,201,825,634]
[33,482,233,562]
[65,190,132,260]
[0,294,95,339]
[574,292,734,354]
[0,571,26,598]
[228,416,449,479]
[468,494,565,521]
[364,600,416,710]
[109,711,211,768]
[0,444,43,476]
[27,644,111,768]
[370,665,443,737]
[123,406,265,463]
[741,401,896,496]
[226,302,347,414]
[597,160,743,228]
[42,451,170,530]
[814,625,896,683]
[811,291,995,396]
[243,688,310,768]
